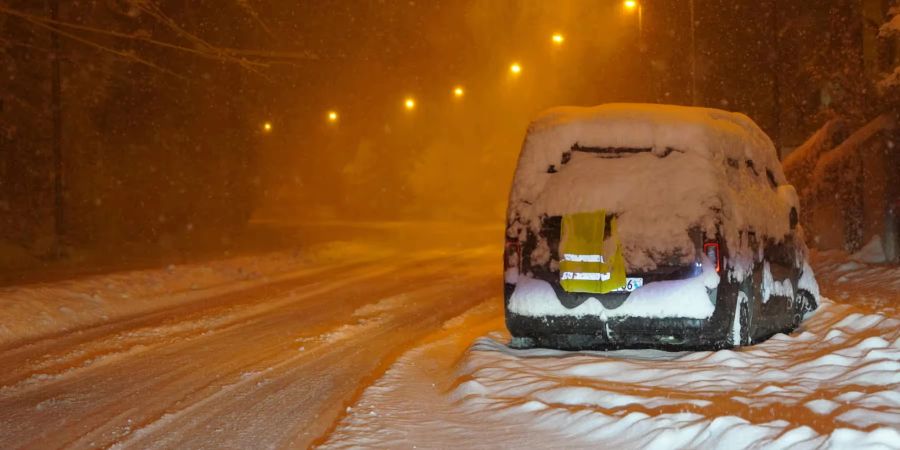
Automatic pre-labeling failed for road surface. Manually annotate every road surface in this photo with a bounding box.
[0,239,499,449]
[0,226,897,449]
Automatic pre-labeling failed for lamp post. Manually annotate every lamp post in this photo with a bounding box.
[690,0,698,106]
[624,1,647,99]
[624,1,643,41]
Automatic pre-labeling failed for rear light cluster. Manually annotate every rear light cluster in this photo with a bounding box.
[505,237,521,270]
[704,242,721,273]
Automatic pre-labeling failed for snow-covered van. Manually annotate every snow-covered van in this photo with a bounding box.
[504,104,820,350]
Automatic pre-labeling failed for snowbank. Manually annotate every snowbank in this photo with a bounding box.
[851,236,887,264]
[812,249,900,315]
[0,241,393,347]
[450,314,900,449]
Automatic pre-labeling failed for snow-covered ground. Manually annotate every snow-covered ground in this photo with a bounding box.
[0,226,897,449]
[326,248,900,449]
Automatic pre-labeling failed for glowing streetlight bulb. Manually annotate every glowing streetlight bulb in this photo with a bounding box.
[327,110,338,123]
[624,0,638,10]
[551,33,564,45]
[510,63,522,74]
[262,121,273,132]
[453,86,464,98]
[404,97,416,110]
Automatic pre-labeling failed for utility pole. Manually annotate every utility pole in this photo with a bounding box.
[690,0,698,106]
[770,0,782,158]
[49,0,65,255]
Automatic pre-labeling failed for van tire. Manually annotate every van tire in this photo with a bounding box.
[792,289,816,328]
[729,276,754,347]
[509,336,536,349]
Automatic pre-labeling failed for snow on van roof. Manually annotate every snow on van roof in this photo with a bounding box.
[520,103,779,177]
[507,103,797,275]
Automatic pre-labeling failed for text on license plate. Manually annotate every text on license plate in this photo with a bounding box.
[612,277,643,293]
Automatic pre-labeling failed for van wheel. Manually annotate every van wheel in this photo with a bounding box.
[509,336,536,349]
[791,290,816,327]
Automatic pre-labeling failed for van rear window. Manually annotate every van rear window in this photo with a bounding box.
[570,143,653,156]
[548,144,679,172]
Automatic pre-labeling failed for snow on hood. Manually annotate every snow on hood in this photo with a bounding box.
[507,103,796,275]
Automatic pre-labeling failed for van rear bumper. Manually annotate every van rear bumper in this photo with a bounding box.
[505,311,731,350]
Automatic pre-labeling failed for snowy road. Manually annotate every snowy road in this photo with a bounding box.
[0,240,499,449]
[0,232,898,449]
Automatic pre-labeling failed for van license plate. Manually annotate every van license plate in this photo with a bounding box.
[612,277,643,293]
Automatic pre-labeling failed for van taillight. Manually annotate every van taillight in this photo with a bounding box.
[704,242,720,273]
[505,237,521,269]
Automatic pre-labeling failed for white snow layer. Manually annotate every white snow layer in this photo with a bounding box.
[329,254,900,449]
[508,255,719,319]
[507,103,799,277]
[798,260,822,304]
[761,261,795,304]
[852,235,888,264]
[0,241,392,346]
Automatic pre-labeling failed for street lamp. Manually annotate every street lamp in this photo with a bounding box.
[404,97,416,110]
[510,62,522,75]
[623,1,642,36]
[453,86,464,98]
[327,110,338,123]
[262,121,273,133]
[551,33,564,45]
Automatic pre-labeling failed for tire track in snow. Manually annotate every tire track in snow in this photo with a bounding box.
[111,268,498,449]
[0,252,456,391]
[0,258,358,364]
[0,259,378,392]
[0,248,498,449]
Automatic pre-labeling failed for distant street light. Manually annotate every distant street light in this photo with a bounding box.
[510,62,522,75]
[404,97,416,110]
[453,86,464,98]
[327,110,338,123]
[690,0,697,106]
[262,121,273,133]
[623,0,646,100]
[623,1,642,36]
[551,33,564,45]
